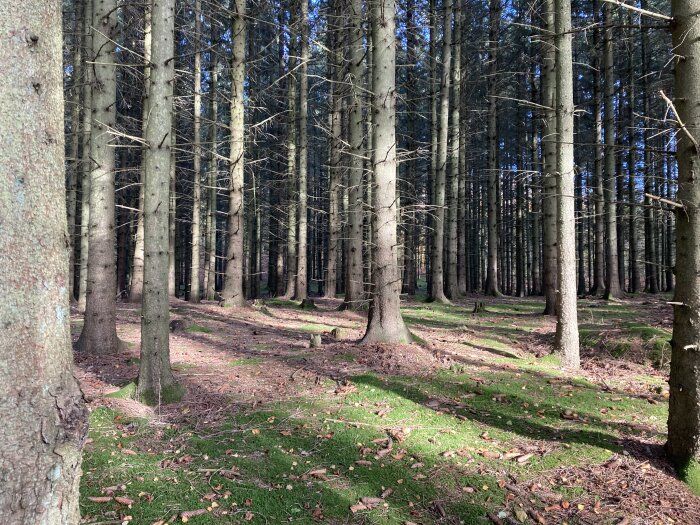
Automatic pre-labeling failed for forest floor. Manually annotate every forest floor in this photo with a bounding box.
[73,293,700,525]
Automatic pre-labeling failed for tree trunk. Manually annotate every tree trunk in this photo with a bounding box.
[603,1,622,299]
[429,0,452,303]
[553,0,580,368]
[343,0,366,309]
[362,0,411,344]
[294,0,309,301]
[0,0,88,518]
[129,5,152,303]
[541,0,557,314]
[591,0,606,296]
[77,0,93,311]
[221,0,247,307]
[206,57,218,301]
[485,0,502,297]
[667,0,700,490]
[447,0,462,300]
[67,0,84,301]
[169,125,177,298]
[137,0,181,405]
[626,16,641,294]
[283,5,298,299]
[77,0,121,354]
[640,0,658,294]
[189,0,203,303]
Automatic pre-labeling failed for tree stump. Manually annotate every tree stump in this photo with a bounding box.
[309,334,322,348]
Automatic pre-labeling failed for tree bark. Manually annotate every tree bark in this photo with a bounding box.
[343,0,366,309]
[447,0,462,300]
[221,0,247,307]
[137,0,181,405]
[667,0,700,488]
[77,0,93,310]
[429,0,452,303]
[553,0,580,368]
[283,3,298,299]
[591,0,606,296]
[206,56,218,301]
[77,0,121,354]
[129,4,152,303]
[189,0,203,303]
[294,0,309,301]
[541,0,557,314]
[0,0,88,518]
[362,0,411,344]
[603,2,623,299]
[485,0,502,297]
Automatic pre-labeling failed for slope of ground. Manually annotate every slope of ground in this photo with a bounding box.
[74,295,698,525]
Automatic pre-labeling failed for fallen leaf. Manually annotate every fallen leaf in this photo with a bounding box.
[87,496,113,503]
[514,507,528,522]
[350,502,367,513]
[115,496,134,506]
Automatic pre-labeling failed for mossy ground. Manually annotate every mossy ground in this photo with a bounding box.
[80,295,691,523]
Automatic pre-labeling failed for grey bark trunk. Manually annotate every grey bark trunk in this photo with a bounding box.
[343,0,366,309]
[189,0,203,303]
[603,2,622,299]
[553,0,579,368]
[129,5,152,303]
[294,0,309,301]
[221,0,247,307]
[77,0,121,354]
[0,0,88,518]
[447,0,462,300]
[137,0,181,405]
[429,0,452,303]
[667,0,700,487]
[361,0,410,344]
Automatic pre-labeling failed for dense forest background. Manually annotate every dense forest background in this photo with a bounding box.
[60,0,676,309]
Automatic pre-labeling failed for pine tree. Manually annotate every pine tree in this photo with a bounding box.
[0,0,87,518]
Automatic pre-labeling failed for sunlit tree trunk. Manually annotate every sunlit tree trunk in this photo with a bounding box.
[189,0,203,303]
[429,0,452,303]
[362,0,410,344]
[343,0,366,309]
[129,4,152,303]
[0,0,87,518]
[553,0,579,368]
[77,0,93,311]
[205,57,218,301]
[137,0,181,405]
[294,0,309,300]
[447,0,462,300]
[221,0,247,307]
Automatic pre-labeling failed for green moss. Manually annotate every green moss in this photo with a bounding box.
[139,382,185,406]
[104,382,137,399]
[676,459,700,496]
[186,323,212,333]
[299,323,334,333]
[229,357,264,366]
[171,362,196,371]
[410,331,430,347]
